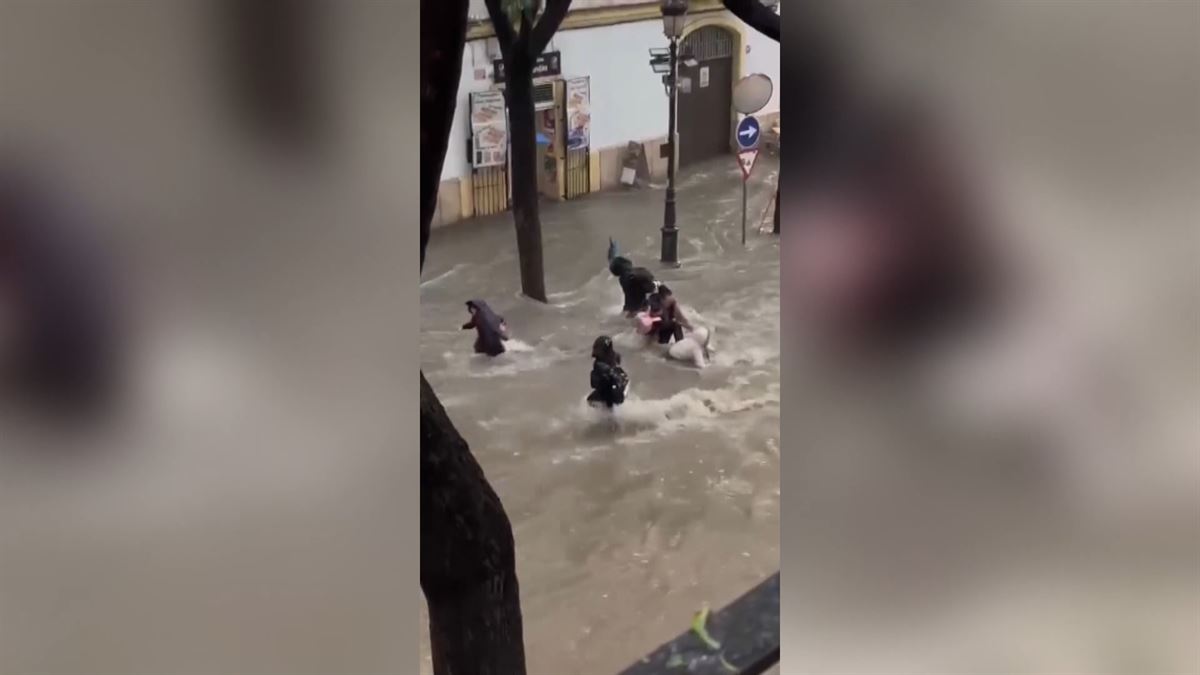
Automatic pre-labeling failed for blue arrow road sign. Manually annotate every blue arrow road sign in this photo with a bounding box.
[736,116,760,150]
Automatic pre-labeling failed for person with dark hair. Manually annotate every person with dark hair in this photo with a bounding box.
[635,287,712,367]
[587,335,628,409]
[461,299,509,356]
[651,284,691,345]
[607,238,657,316]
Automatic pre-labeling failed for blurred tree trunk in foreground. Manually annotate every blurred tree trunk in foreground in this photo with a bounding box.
[421,1,527,673]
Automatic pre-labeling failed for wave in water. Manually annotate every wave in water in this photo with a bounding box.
[437,339,569,379]
[419,263,468,289]
[531,383,780,445]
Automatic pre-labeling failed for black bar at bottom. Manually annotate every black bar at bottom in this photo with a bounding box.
[617,572,780,675]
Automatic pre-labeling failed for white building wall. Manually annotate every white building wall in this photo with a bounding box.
[553,20,673,150]
[441,38,500,182]
[441,11,780,182]
[744,23,781,116]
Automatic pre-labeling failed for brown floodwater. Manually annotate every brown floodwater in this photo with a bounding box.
[420,156,781,674]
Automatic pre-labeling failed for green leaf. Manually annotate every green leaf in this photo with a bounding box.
[690,606,722,650]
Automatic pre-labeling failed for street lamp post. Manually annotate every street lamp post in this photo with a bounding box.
[660,0,687,265]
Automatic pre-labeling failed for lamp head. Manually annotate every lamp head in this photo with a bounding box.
[660,0,688,39]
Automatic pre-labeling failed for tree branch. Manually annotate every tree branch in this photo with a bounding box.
[723,0,779,42]
[483,0,519,60]
[530,0,572,58]
[420,0,470,269]
[520,3,536,43]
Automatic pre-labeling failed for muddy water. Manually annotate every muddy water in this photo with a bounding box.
[420,157,781,674]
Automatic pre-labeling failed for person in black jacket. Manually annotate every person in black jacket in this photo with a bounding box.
[607,238,657,316]
[461,299,509,356]
[587,335,628,409]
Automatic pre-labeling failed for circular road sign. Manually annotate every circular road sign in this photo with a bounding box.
[733,73,773,115]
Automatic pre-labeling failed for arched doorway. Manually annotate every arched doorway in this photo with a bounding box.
[677,25,736,167]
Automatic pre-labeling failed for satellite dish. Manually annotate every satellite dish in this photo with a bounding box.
[732,73,773,115]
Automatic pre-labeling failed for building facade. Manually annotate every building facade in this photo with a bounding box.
[433,0,781,227]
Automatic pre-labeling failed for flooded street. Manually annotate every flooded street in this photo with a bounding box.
[420,156,781,674]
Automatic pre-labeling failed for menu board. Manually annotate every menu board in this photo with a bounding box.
[565,77,591,151]
[470,90,508,167]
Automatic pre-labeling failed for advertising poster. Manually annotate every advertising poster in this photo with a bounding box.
[469,90,508,167]
[565,77,591,151]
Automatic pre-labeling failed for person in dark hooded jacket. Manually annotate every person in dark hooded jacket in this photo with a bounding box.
[587,335,628,408]
[462,299,509,356]
[607,239,657,316]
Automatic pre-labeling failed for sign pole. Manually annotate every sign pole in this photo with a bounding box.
[741,176,747,245]
[735,114,761,247]
[732,74,773,247]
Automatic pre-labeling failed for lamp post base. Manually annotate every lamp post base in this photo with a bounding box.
[660,225,679,266]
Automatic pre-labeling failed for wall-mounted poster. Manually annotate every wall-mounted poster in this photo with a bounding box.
[565,76,591,151]
[470,90,508,167]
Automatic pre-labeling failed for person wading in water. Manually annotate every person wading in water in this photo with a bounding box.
[607,238,657,317]
[587,335,628,409]
[461,299,509,356]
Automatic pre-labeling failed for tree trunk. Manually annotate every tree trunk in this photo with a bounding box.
[504,51,548,303]
[421,1,528,673]
[482,0,571,305]
[420,0,469,267]
[421,373,527,675]
[773,185,780,234]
